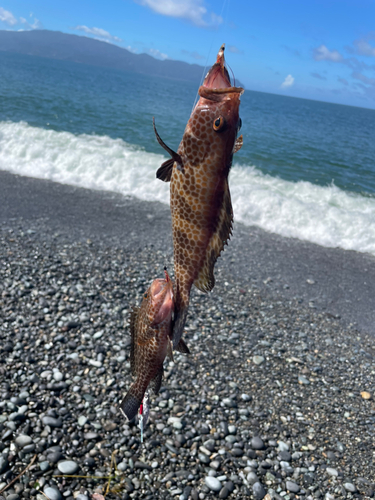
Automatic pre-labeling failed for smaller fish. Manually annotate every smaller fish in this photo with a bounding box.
[120,269,189,421]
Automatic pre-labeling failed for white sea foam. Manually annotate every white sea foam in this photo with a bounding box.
[1,121,375,256]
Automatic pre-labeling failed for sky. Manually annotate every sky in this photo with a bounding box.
[1,0,375,109]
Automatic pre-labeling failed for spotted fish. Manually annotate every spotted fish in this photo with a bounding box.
[120,270,174,421]
[154,44,244,348]
[120,269,189,421]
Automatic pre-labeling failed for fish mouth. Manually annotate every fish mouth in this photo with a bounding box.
[200,44,244,100]
[203,44,232,90]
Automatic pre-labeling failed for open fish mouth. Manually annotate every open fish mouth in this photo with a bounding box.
[200,44,244,99]
[203,44,232,89]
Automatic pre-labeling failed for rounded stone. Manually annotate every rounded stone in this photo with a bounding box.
[76,495,89,500]
[42,416,62,428]
[78,416,88,426]
[253,356,265,365]
[57,460,79,475]
[247,472,259,484]
[204,476,222,492]
[0,456,9,473]
[278,441,290,451]
[15,435,33,448]
[252,481,266,500]
[251,436,265,450]
[219,487,229,499]
[344,483,357,493]
[53,372,63,382]
[286,480,300,493]
[43,486,63,500]
[326,467,338,477]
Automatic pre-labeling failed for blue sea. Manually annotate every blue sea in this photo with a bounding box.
[1,51,375,255]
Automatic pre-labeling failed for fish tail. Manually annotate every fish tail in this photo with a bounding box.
[119,381,145,421]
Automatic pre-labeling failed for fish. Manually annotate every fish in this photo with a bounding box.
[154,44,244,348]
[120,269,174,421]
[120,269,189,421]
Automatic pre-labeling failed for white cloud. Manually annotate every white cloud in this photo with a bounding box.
[73,25,122,43]
[181,49,204,60]
[228,45,243,55]
[352,32,375,57]
[313,44,343,62]
[20,16,42,29]
[136,0,222,28]
[281,74,294,88]
[149,48,168,60]
[0,7,17,26]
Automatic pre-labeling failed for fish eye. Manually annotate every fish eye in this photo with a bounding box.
[144,292,148,299]
[213,116,226,132]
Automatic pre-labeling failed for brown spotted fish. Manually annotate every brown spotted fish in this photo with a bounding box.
[120,270,174,421]
[154,44,244,348]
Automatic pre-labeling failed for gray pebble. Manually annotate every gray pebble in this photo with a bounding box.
[278,441,289,451]
[247,472,259,484]
[219,487,229,499]
[0,456,9,474]
[15,435,33,448]
[204,476,222,492]
[42,416,62,428]
[57,460,79,475]
[253,355,265,365]
[344,483,357,493]
[252,481,266,500]
[6,494,19,500]
[286,480,300,493]
[76,495,89,500]
[43,486,63,500]
[326,467,338,477]
[251,436,265,450]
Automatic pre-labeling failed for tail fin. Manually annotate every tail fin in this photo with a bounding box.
[119,384,144,421]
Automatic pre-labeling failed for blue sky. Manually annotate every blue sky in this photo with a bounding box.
[2,0,375,108]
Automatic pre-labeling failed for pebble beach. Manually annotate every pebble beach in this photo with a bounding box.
[1,171,375,500]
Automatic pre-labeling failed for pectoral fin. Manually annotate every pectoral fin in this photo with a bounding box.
[156,158,174,182]
[233,134,243,153]
[176,338,190,354]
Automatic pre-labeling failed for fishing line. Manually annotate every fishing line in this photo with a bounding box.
[190,0,231,113]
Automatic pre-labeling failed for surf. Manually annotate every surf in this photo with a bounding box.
[1,120,374,256]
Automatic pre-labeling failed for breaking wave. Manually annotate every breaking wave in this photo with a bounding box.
[1,121,375,256]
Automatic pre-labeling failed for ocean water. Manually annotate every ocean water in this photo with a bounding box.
[1,51,375,255]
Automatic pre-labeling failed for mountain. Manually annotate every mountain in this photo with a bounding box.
[0,29,211,84]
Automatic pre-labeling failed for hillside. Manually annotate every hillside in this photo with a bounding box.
[0,29,208,83]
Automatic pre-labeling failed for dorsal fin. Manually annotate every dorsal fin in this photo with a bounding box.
[156,158,174,182]
[234,134,243,153]
[153,117,183,166]
[129,306,140,376]
[194,180,233,293]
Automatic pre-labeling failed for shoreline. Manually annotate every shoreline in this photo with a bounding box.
[1,169,374,336]
[1,169,375,499]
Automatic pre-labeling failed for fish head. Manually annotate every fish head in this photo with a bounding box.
[183,44,244,168]
[144,270,174,327]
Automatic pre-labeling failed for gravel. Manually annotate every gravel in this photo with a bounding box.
[1,179,375,500]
